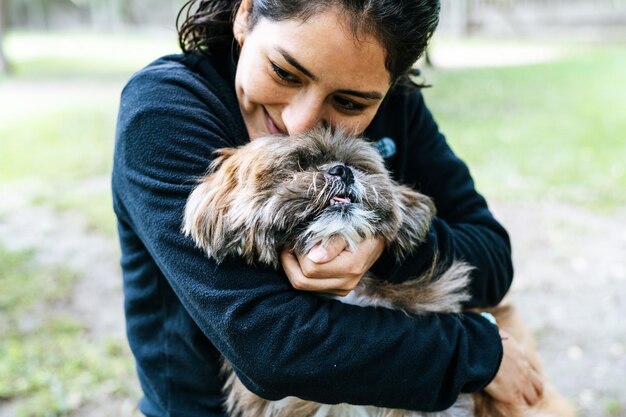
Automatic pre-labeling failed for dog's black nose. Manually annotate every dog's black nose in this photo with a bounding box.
[327,164,354,185]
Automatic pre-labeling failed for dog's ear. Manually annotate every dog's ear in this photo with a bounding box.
[183,147,283,268]
[183,148,239,264]
[390,185,436,259]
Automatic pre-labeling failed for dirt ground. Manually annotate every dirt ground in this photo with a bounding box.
[493,202,626,416]
[1,175,625,417]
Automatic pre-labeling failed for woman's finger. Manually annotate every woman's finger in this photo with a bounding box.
[297,252,357,279]
[521,366,543,406]
[307,236,348,263]
[282,249,358,293]
[291,276,358,293]
[296,236,384,279]
[529,368,544,404]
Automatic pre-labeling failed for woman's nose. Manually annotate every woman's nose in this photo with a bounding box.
[282,95,327,135]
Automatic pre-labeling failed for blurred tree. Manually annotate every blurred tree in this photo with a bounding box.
[120,0,137,25]
[0,0,10,73]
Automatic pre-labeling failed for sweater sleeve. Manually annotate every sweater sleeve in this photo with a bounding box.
[112,59,503,412]
[370,91,513,309]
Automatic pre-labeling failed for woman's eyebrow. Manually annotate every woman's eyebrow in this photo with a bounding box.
[335,89,383,100]
[277,47,317,80]
[276,47,384,101]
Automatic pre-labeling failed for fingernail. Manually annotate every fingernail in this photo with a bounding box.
[307,245,327,263]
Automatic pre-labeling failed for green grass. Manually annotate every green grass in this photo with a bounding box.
[1,318,137,417]
[422,44,626,211]
[0,32,146,413]
[32,187,118,238]
[0,105,117,182]
[53,189,117,237]
[0,246,137,417]
[0,30,178,182]
[605,398,623,416]
[0,247,77,319]
[1,30,179,80]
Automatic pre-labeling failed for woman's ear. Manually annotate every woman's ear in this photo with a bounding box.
[233,0,253,46]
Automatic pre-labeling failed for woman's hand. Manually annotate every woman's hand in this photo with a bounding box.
[484,329,544,406]
[280,236,385,296]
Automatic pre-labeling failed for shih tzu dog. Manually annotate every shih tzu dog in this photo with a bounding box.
[183,129,573,417]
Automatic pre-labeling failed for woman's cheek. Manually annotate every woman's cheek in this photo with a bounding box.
[333,110,380,135]
[241,71,287,107]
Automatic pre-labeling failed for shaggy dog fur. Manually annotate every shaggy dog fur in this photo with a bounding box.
[183,129,574,417]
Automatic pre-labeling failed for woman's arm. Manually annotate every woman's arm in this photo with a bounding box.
[367,91,514,308]
[113,56,503,412]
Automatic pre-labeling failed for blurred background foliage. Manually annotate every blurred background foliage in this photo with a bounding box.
[2,0,181,30]
[0,1,625,416]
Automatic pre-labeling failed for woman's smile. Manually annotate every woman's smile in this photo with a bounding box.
[263,108,286,135]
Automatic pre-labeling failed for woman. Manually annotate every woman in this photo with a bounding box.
[112,0,543,416]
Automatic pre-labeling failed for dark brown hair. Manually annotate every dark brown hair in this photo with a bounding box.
[177,0,440,90]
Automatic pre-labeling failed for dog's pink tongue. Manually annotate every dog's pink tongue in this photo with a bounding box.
[332,196,351,204]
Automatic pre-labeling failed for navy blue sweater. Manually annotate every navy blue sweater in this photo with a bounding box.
[112,52,511,417]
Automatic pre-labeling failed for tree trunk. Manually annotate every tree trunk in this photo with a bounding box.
[0,0,11,74]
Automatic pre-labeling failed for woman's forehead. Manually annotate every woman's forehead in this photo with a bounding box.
[253,10,391,90]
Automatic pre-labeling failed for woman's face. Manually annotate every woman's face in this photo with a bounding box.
[234,6,392,139]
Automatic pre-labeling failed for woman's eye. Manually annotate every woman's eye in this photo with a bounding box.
[271,62,300,85]
[333,96,366,113]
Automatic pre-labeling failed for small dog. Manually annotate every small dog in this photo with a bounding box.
[183,129,573,417]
